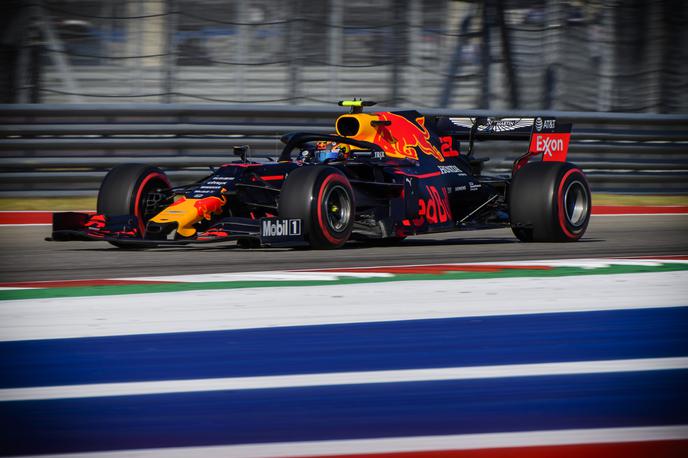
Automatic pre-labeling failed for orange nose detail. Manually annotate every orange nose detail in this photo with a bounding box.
[150,195,228,237]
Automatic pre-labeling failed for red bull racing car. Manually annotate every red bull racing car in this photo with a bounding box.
[49,101,591,249]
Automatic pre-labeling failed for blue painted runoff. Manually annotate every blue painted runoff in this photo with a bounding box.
[1,306,687,388]
[1,369,686,456]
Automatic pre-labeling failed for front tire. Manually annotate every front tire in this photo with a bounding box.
[97,164,171,248]
[279,166,354,249]
[509,162,591,242]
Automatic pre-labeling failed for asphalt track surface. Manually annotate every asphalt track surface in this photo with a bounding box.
[1,214,687,282]
[2,215,688,456]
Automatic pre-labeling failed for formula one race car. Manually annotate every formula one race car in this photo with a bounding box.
[49,100,591,249]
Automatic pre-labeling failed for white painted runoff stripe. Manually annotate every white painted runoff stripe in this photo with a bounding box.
[17,425,688,458]
[1,357,686,402]
[119,270,394,283]
[118,258,688,283]
[1,271,686,341]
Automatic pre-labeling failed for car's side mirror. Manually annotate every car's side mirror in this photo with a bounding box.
[233,145,250,162]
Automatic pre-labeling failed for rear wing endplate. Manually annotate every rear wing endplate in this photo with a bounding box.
[435,116,572,172]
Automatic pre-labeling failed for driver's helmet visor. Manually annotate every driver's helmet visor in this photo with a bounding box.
[314,141,341,162]
[315,150,340,162]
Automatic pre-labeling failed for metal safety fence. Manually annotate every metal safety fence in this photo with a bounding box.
[3,1,687,113]
[0,103,687,196]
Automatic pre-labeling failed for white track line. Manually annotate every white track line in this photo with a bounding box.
[118,271,395,283]
[120,258,688,283]
[0,287,39,291]
[17,425,688,458]
[304,257,688,271]
[1,271,686,341]
[2,357,686,402]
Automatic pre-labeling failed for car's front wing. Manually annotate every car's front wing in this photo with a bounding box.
[46,212,306,247]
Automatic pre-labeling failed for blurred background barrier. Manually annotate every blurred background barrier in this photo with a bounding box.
[1,103,687,196]
[0,1,686,196]
[1,0,687,112]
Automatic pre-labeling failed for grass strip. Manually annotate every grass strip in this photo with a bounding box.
[0,197,97,211]
[592,194,688,206]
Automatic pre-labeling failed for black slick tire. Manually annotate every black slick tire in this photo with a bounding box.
[97,164,171,248]
[509,161,591,242]
[279,166,354,249]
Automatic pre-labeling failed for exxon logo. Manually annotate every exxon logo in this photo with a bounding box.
[535,135,564,157]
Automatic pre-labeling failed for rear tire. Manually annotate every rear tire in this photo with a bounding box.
[509,162,591,242]
[97,164,171,248]
[279,166,354,249]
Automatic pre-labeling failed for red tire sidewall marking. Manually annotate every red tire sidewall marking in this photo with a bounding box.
[556,168,586,240]
[315,173,351,246]
[133,172,170,235]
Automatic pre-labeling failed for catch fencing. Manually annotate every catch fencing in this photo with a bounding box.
[5,1,687,113]
[0,103,687,196]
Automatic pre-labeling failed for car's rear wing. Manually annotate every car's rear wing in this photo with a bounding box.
[435,116,572,172]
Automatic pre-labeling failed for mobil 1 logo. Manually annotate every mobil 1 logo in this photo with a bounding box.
[259,217,304,245]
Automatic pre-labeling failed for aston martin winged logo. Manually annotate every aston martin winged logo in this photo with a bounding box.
[449,117,534,133]
[479,118,534,132]
[448,117,475,129]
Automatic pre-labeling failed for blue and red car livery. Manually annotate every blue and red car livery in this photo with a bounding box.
[49,101,590,249]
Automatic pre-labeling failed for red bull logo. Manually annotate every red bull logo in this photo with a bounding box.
[193,195,227,220]
[373,112,445,162]
[416,185,452,225]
